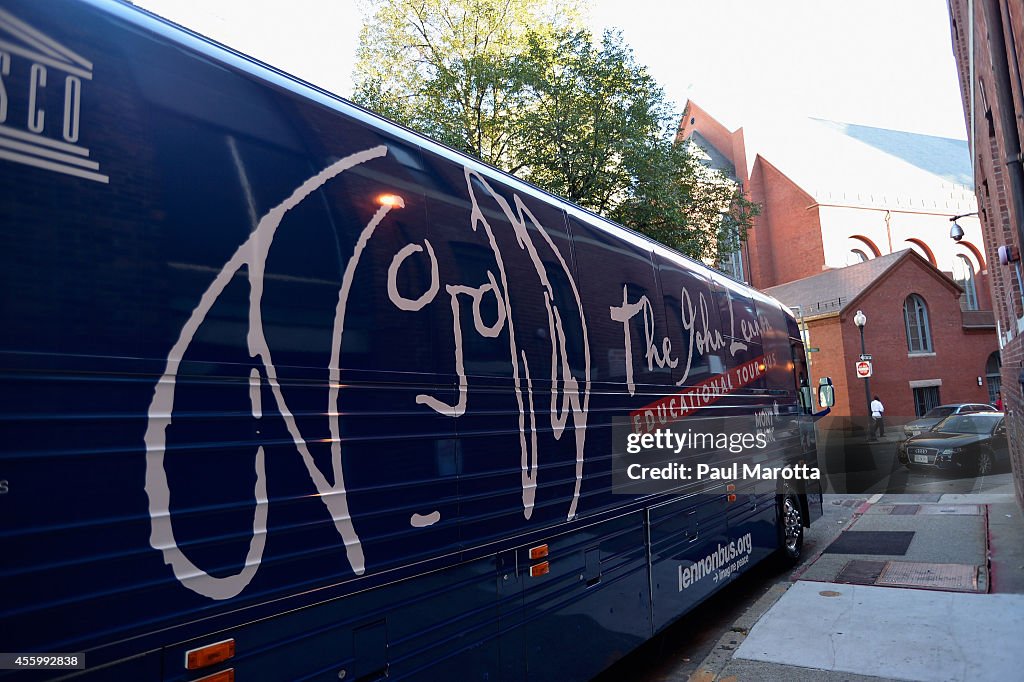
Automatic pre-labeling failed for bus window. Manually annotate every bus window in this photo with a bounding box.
[568,213,672,391]
[654,252,725,388]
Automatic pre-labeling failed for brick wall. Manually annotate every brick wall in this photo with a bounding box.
[751,159,823,287]
[851,258,995,419]
[802,255,997,419]
[949,0,1024,509]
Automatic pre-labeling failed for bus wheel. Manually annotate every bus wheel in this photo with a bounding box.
[778,494,804,565]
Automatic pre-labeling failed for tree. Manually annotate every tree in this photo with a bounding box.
[353,0,583,169]
[352,0,758,261]
[514,29,662,213]
[513,28,759,261]
[609,134,760,264]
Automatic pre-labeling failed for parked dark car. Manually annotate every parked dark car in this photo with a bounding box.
[898,412,1008,475]
[902,403,998,438]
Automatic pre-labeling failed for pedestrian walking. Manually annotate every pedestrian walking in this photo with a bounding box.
[870,395,885,438]
[995,392,1003,410]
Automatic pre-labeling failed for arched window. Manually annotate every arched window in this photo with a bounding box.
[903,294,933,352]
[986,351,1001,404]
[952,254,978,310]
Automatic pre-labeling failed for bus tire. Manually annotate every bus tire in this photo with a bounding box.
[778,494,804,565]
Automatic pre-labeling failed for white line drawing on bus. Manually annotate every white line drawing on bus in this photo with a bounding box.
[145,146,387,600]
[145,145,592,599]
[460,169,591,520]
[384,168,592,520]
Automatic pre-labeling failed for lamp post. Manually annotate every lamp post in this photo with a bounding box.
[853,310,874,441]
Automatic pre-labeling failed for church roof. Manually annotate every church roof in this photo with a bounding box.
[811,119,972,186]
[763,249,960,317]
[683,102,977,214]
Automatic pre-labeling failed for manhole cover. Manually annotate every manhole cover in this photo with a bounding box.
[824,531,915,555]
[876,561,981,592]
[835,559,887,585]
[889,505,920,515]
[917,505,982,515]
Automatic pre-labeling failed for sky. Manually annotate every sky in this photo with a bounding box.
[134,0,968,140]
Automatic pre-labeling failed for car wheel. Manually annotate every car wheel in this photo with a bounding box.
[976,448,995,476]
[778,494,804,565]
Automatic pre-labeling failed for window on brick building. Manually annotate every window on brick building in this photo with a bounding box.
[716,230,745,282]
[952,254,979,310]
[986,351,1002,405]
[912,386,941,416]
[903,294,933,352]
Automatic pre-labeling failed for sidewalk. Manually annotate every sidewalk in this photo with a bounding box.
[689,494,1024,682]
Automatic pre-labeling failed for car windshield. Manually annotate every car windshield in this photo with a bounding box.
[923,406,955,419]
[933,413,1001,434]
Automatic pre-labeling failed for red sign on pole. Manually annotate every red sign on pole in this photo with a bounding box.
[855,360,872,378]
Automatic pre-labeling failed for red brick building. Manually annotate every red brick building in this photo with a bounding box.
[679,102,1000,420]
[947,0,1024,506]
[764,251,997,421]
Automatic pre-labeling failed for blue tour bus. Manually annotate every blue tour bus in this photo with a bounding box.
[0,1,833,680]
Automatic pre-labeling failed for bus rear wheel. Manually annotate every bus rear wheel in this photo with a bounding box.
[778,494,804,565]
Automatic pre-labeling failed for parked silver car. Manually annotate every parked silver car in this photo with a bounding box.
[903,403,998,438]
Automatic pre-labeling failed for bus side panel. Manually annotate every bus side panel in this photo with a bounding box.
[655,254,729,389]
[0,0,468,668]
[648,495,729,632]
[516,511,651,682]
[414,153,591,546]
[0,2,826,680]
[159,554,502,682]
[563,212,674,516]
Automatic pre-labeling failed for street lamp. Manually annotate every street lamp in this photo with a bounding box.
[853,310,874,441]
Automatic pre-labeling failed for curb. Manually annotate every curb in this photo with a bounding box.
[687,581,790,681]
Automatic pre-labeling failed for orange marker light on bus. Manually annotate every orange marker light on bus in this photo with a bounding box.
[530,561,550,577]
[726,483,736,492]
[727,494,737,503]
[529,544,548,560]
[185,639,235,670]
[377,193,405,208]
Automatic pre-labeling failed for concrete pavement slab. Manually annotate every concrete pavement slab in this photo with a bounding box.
[846,513,986,563]
[877,494,943,503]
[915,505,981,514]
[987,501,1024,594]
[733,580,1024,682]
[713,658,904,682]
[938,493,1015,504]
